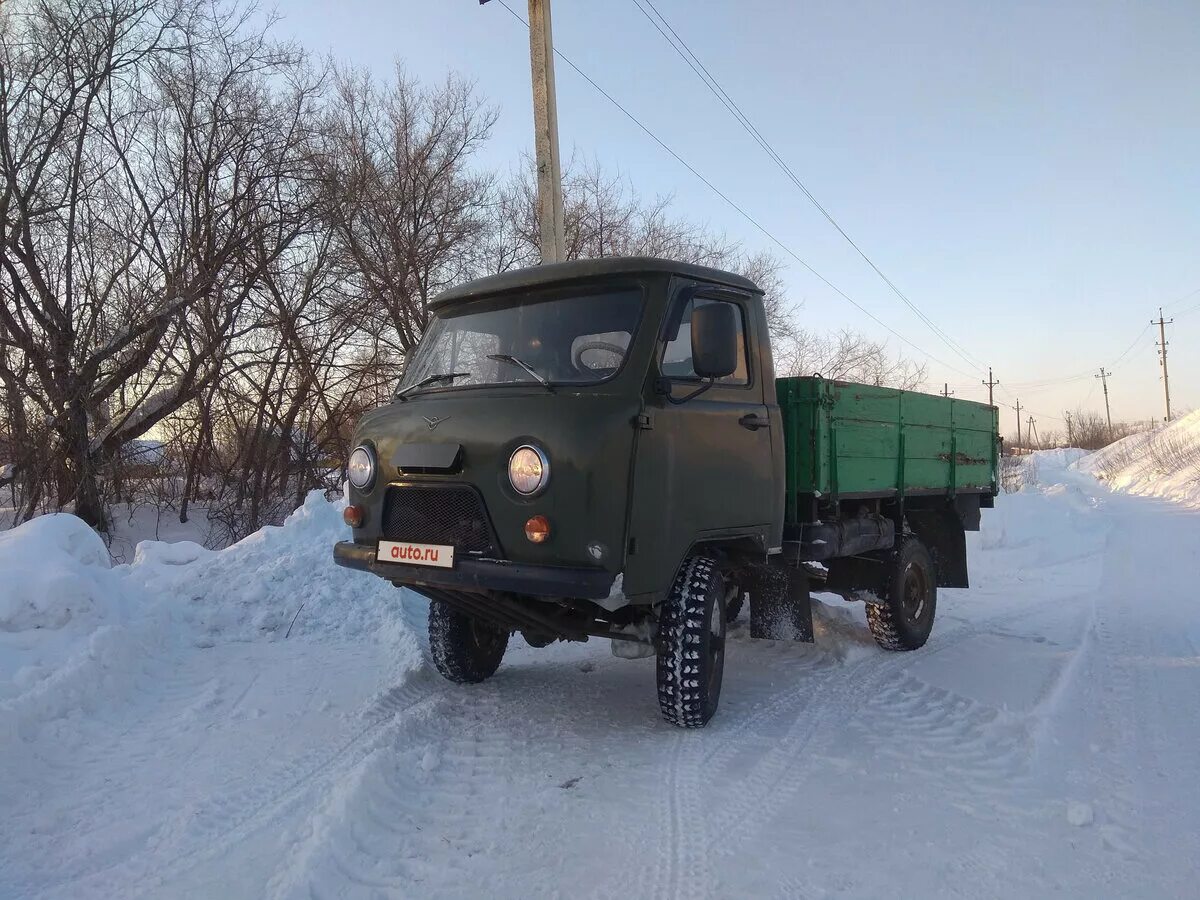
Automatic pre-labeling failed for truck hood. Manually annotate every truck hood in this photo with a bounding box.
[350,387,641,573]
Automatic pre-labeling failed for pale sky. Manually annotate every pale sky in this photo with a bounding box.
[275,0,1198,430]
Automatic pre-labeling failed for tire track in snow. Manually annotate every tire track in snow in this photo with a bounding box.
[18,649,432,900]
[667,572,1108,894]
[269,656,637,900]
[633,590,1061,899]
[643,636,844,899]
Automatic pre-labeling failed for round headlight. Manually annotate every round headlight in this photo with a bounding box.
[347,445,376,490]
[508,445,549,496]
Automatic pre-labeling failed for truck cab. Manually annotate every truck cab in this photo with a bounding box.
[334,258,995,727]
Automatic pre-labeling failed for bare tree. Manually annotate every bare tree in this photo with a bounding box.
[773,327,927,389]
[319,66,497,360]
[494,159,921,389]
[0,0,316,530]
[0,6,930,543]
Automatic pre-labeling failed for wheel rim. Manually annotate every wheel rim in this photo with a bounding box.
[707,591,726,698]
[901,562,929,622]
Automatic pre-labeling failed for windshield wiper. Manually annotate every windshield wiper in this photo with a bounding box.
[395,371,471,401]
[487,354,554,392]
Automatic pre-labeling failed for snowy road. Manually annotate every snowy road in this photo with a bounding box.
[4,462,1199,898]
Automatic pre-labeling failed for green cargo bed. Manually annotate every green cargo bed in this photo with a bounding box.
[777,377,999,526]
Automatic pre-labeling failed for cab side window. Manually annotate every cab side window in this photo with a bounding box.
[661,296,749,385]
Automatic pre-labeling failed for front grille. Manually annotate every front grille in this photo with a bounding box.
[381,485,501,557]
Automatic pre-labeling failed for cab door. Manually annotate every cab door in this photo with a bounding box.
[624,284,776,599]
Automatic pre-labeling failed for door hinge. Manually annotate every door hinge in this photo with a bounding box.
[635,412,653,430]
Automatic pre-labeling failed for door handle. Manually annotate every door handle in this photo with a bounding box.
[739,413,770,431]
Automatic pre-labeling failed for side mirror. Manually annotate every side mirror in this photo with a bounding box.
[690,302,738,379]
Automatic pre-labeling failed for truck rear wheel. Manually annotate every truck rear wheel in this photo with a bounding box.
[866,537,936,651]
[657,555,727,728]
[428,600,509,684]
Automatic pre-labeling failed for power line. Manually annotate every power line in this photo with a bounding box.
[997,384,1066,423]
[628,0,987,375]
[994,322,1153,394]
[1005,371,1094,390]
[1109,323,1152,369]
[1080,377,1100,408]
[1162,285,1200,310]
[492,0,982,378]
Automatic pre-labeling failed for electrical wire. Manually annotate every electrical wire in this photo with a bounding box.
[1080,377,1100,408]
[628,0,987,375]
[1172,298,1200,319]
[991,321,1153,395]
[995,383,1067,423]
[493,0,982,379]
[1162,285,1200,310]
[1108,323,1152,369]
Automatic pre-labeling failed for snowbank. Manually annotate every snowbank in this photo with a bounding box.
[0,514,119,632]
[1,490,417,738]
[128,490,406,645]
[1074,409,1200,507]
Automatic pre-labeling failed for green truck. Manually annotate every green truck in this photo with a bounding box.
[334,258,999,727]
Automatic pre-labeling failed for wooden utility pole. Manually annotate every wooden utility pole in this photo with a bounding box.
[1015,398,1023,452]
[1095,367,1113,438]
[982,367,999,407]
[526,0,566,264]
[1028,415,1039,450]
[1152,308,1173,421]
[1064,411,1074,445]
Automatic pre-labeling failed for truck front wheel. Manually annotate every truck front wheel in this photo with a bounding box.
[428,600,509,684]
[866,537,937,651]
[656,555,727,728]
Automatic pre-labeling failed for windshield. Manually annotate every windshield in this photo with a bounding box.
[397,288,643,394]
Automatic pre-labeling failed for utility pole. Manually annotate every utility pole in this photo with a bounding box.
[982,367,999,407]
[1094,367,1113,438]
[526,0,566,264]
[1028,415,1039,450]
[942,383,954,398]
[1152,308,1173,422]
[1064,411,1074,446]
[1015,398,1022,452]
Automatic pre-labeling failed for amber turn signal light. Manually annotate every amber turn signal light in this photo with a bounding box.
[524,514,551,544]
[343,505,364,528]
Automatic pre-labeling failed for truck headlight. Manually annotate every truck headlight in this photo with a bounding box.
[508,445,549,496]
[347,445,376,490]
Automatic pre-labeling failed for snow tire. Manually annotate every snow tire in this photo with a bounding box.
[656,555,727,728]
[866,537,936,651]
[428,599,509,684]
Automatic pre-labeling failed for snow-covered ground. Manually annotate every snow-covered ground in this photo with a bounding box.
[4,454,1200,898]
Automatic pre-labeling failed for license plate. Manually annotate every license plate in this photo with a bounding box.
[377,540,455,569]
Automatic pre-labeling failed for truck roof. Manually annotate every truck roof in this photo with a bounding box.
[429,257,761,311]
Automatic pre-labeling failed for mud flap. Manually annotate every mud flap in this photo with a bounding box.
[749,566,814,643]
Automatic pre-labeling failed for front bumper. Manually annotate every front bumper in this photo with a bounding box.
[333,541,616,600]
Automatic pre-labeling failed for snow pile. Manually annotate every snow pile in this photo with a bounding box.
[0,514,122,632]
[0,514,155,728]
[1028,447,1090,469]
[126,490,395,644]
[1,490,416,737]
[1074,409,1200,507]
[0,518,160,742]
